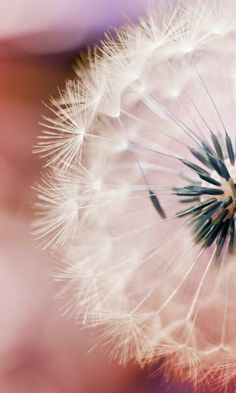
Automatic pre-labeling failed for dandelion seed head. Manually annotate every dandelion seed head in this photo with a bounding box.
[35,0,236,390]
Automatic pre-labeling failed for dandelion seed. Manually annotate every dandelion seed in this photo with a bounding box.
[35,0,236,390]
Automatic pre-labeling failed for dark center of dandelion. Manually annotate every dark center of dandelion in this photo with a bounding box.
[149,131,236,260]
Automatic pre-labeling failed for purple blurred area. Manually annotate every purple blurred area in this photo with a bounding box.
[0,0,149,55]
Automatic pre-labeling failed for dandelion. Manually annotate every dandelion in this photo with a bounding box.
[35,0,236,390]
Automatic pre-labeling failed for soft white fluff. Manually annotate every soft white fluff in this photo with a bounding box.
[35,1,236,390]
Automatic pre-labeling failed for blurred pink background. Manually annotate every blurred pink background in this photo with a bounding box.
[0,0,147,55]
[0,1,203,392]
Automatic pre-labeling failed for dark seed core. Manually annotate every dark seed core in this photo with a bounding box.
[148,130,236,261]
[174,132,236,260]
